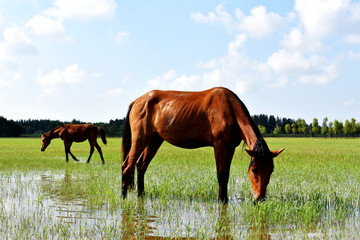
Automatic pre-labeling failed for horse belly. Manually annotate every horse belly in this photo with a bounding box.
[156,123,212,149]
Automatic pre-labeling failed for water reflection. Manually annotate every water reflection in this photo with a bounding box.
[36,171,274,239]
[40,170,96,224]
[121,199,160,239]
[248,226,271,240]
[216,205,233,240]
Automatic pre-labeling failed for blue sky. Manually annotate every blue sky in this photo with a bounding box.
[0,0,360,124]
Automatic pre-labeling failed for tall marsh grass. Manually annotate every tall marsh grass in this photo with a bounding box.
[0,137,359,238]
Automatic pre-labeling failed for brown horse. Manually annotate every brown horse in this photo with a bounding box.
[41,123,107,164]
[121,87,284,203]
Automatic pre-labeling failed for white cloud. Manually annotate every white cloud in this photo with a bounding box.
[267,50,338,84]
[349,51,360,60]
[0,24,37,80]
[103,88,124,98]
[26,15,66,38]
[344,99,355,106]
[148,70,177,88]
[191,4,286,37]
[191,4,234,31]
[228,34,246,56]
[170,74,200,90]
[3,27,37,56]
[37,64,85,95]
[343,34,360,44]
[236,5,285,37]
[44,0,117,21]
[295,0,360,39]
[197,59,217,69]
[282,28,322,53]
[114,32,130,43]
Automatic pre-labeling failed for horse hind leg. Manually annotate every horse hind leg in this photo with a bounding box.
[87,143,95,163]
[136,133,163,197]
[94,142,105,164]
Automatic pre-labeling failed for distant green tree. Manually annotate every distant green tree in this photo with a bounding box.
[291,123,297,135]
[285,124,291,134]
[296,118,307,135]
[296,119,303,134]
[350,118,358,136]
[0,116,22,137]
[344,119,351,137]
[333,120,343,137]
[328,122,334,138]
[273,125,282,135]
[258,125,267,135]
[312,118,320,137]
[321,117,328,137]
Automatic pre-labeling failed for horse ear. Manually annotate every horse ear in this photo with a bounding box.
[245,149,257,158]
[272,148,285,158]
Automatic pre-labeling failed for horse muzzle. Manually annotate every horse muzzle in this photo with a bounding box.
[253,196,266,205]
[41,147,45,152]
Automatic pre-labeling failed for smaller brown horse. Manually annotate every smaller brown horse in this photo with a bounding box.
[41,123,107,164]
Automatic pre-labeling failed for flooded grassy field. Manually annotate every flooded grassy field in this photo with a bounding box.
[0,138,359,239]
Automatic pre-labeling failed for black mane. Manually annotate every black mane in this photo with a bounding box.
[48,124,66,134]
[249,137,273,170]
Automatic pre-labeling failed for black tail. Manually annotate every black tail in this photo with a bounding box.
[99,127,107,145]
[122,102,134,162]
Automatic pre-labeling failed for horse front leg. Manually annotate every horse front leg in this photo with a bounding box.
[64,141,79,162]
[65,147,69,162]
[69,150,79,161]
[214,144,235,204]
[136,134,163,197]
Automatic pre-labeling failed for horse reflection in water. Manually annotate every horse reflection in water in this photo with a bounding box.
[120,200,235,239]
[41,123,107,164]
[121,87,284,203]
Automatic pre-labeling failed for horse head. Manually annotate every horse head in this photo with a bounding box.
[41,133,51,151]
[246,146,285,202]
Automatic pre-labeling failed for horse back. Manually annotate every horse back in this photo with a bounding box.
[129,87,242,148]
[64,124,99,142]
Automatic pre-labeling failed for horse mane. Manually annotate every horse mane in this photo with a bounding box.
[225,87,262,146]
[48,124,67,134]
[249,137,273,170]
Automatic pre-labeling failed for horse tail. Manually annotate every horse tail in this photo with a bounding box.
[99,127,107,145]
[122,102,134,163]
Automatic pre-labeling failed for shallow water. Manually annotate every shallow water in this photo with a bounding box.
[0,170,359,239]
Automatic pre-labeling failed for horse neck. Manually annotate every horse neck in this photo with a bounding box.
[230,95,262,150]
[47,128,62,139]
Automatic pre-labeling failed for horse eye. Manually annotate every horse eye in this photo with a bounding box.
[252,168,257,174]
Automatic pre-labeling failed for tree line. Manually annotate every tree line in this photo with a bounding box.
[253,114,360,137]
[0,116,125,137]
[1,114,359,138]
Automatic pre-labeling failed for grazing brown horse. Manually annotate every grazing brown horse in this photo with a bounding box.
[121,87,284,203]
[41,123,107,164]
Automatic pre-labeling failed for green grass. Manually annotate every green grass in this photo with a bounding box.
[0,137,360,239]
